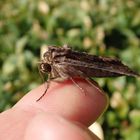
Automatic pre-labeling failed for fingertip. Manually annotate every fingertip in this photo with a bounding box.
[24,113,100,140]
[15,78,108,126]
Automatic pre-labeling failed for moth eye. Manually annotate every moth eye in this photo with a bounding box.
[41,63,51,73]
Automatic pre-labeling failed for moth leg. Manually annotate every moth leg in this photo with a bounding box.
[74,69,104,94]
[53,65,87,94]
[69,77,86,95]
[68,68,104,95]
[85,78,104,94]
[50,74,86,95]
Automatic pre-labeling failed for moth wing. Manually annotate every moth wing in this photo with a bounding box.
[52,48,139,77]
[57,60,139,78]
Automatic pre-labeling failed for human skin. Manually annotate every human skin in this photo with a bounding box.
[0,78,108,140]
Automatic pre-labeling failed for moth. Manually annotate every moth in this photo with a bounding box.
[37,45,140,101]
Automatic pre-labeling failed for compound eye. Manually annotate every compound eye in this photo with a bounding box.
[40,63,51,73]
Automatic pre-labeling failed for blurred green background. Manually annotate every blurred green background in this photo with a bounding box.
[0,0,140,139]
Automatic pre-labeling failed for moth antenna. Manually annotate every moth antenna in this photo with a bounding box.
[37,63,50,101]
[36,81,50,101]
[36,73,51,101]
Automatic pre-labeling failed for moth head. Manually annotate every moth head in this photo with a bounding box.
[39,62,51,73]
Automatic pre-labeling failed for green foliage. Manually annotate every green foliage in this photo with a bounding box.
[0,0,140,139]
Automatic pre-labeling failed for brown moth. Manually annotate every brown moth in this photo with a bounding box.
[37,45,140,101]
